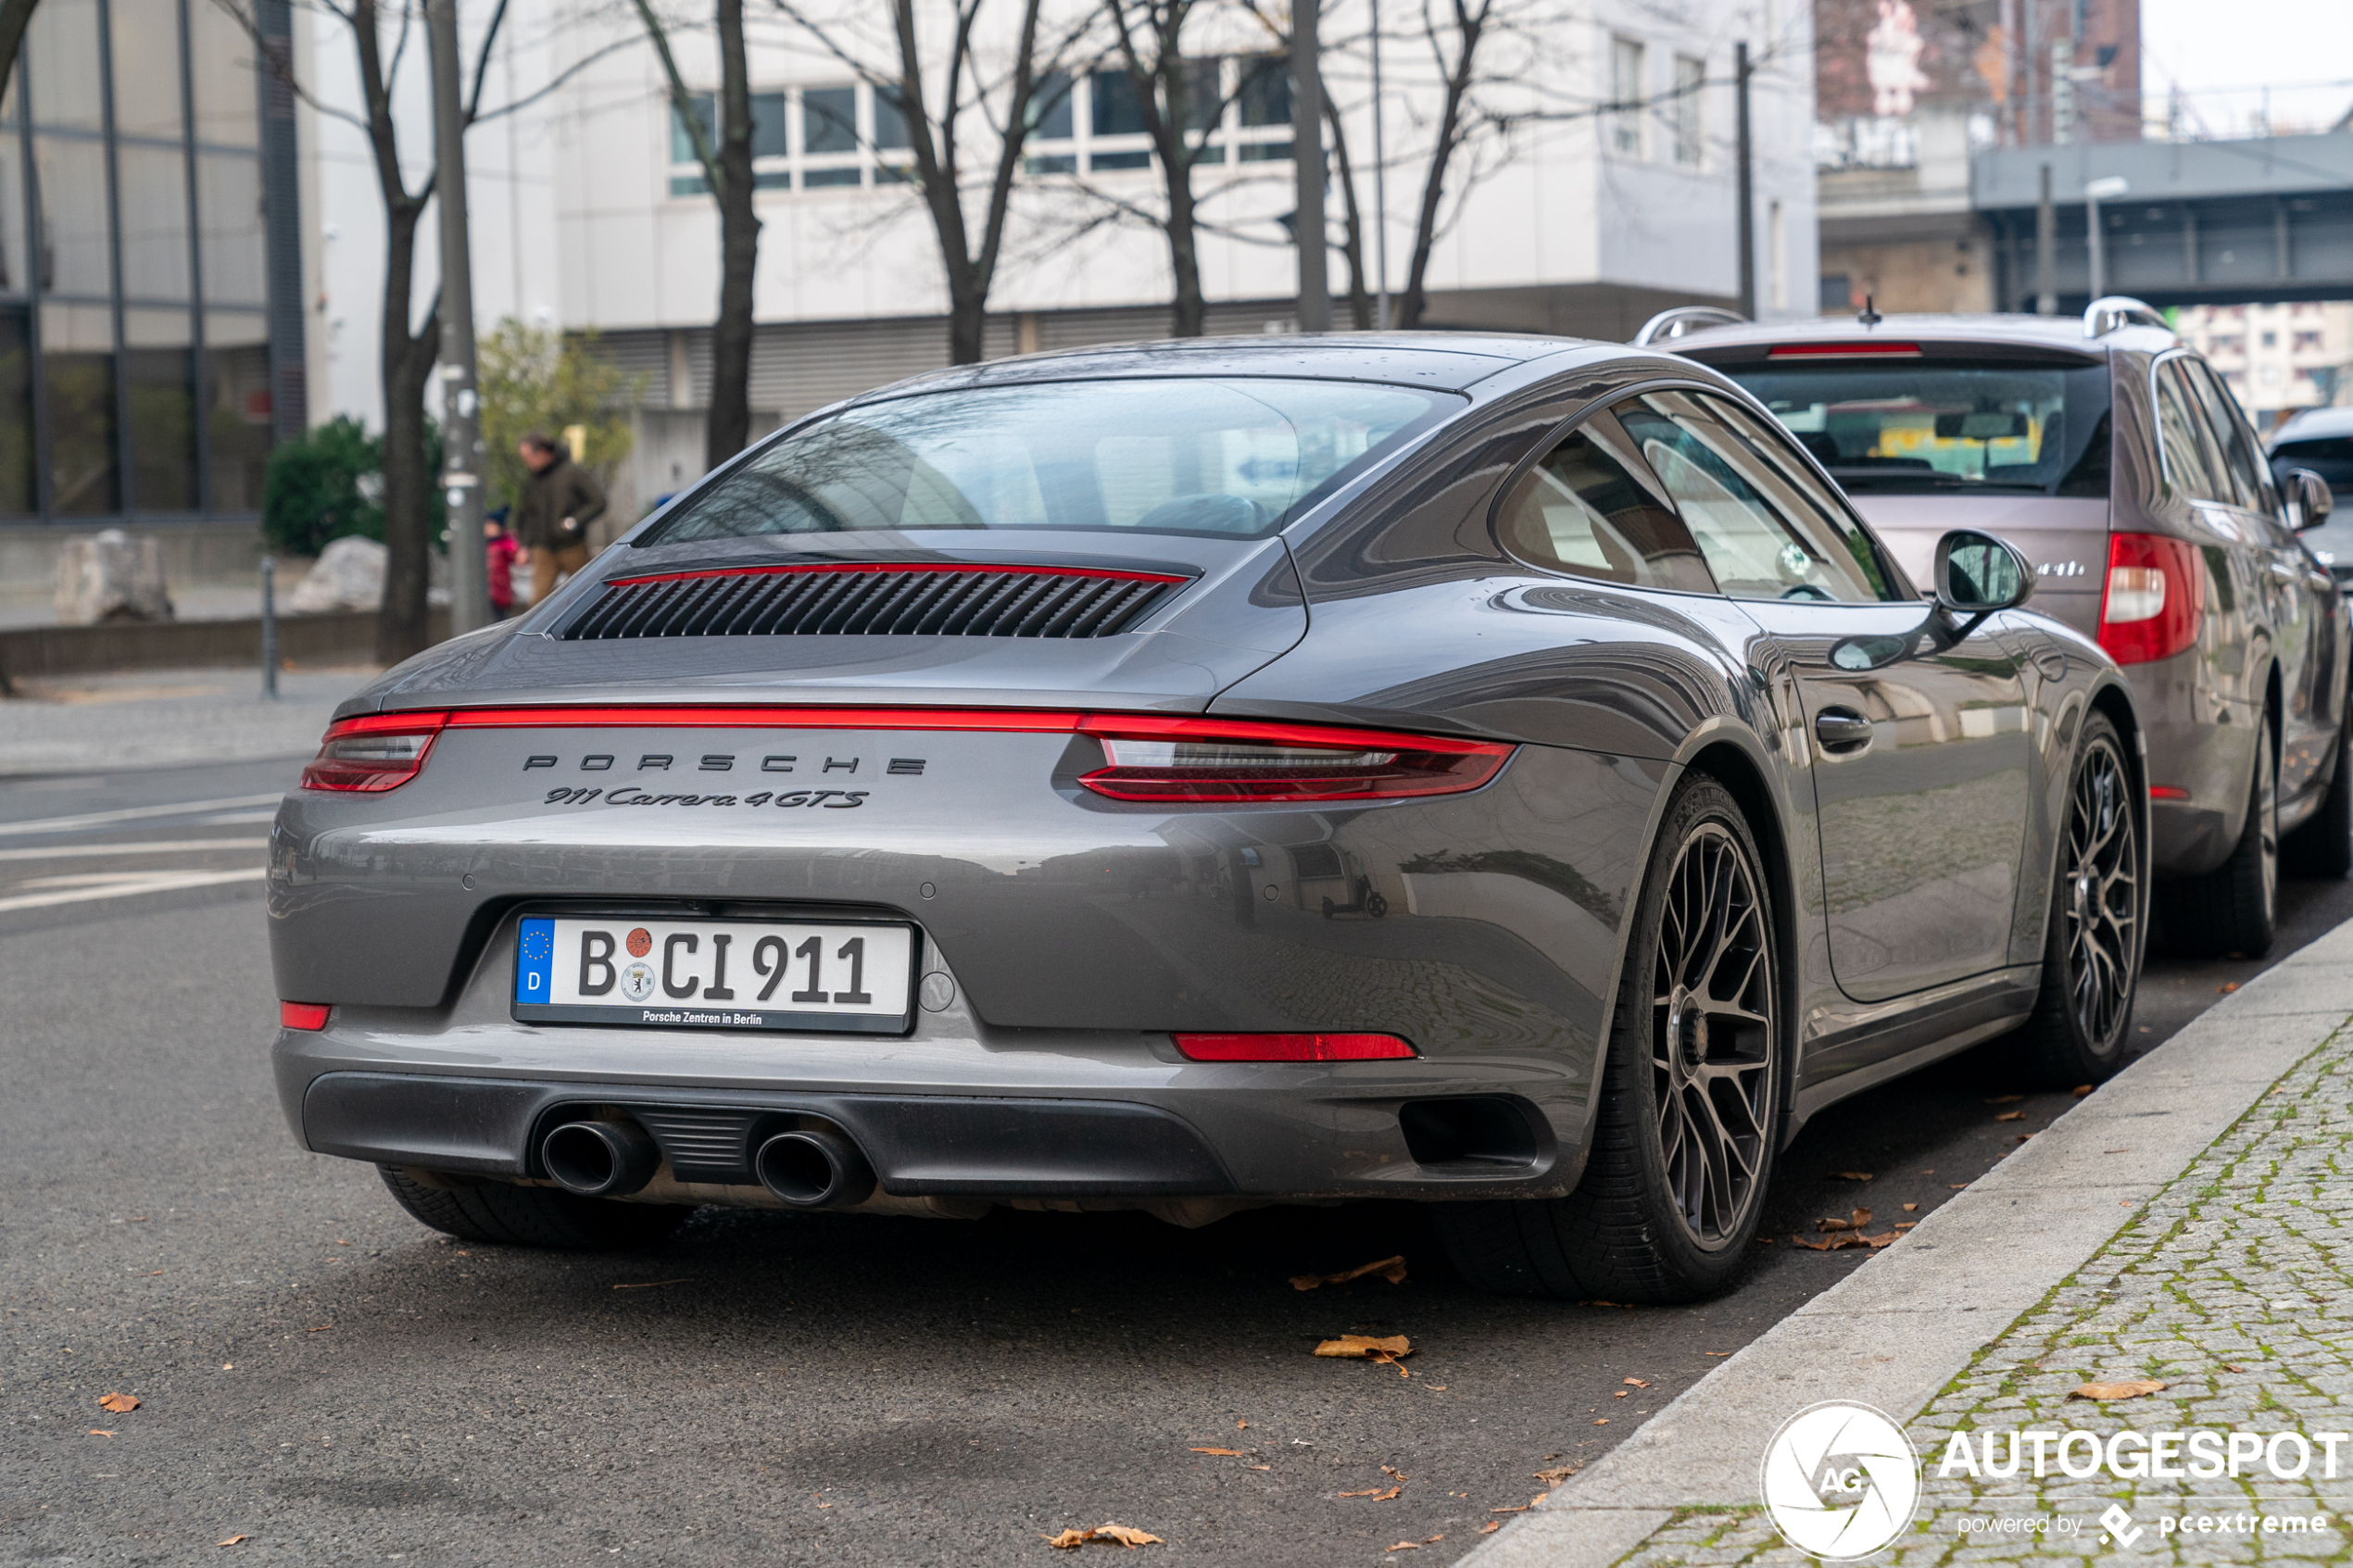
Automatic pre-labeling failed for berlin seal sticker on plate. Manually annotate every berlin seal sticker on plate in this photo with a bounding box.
[1759,1400,1920,1559]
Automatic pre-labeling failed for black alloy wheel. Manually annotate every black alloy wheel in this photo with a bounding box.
[1649,818,1778,1248]
[2017,712,2143,1085]
[1432,775,1781,1303]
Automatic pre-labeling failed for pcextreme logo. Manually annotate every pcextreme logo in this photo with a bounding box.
[1760,1401,1922,1560]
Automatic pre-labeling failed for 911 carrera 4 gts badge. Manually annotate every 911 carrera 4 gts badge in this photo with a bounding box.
[538,786,871,809]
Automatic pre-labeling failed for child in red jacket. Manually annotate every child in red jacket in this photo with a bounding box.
[484,514,522,618]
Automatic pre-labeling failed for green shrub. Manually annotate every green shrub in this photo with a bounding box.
[262,416,384,556]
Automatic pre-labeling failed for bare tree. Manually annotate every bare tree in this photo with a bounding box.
[1100,0,1225,336]
[1322,93,1370,328]
[773,0,1090,365]
[631,0,760,467]
[224,0,619,659]
[1392,0,1497,329]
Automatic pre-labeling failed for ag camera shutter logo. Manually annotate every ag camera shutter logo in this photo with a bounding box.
[1760,1401,1920,1559]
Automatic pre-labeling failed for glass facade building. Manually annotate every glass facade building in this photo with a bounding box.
[1,0,298,522]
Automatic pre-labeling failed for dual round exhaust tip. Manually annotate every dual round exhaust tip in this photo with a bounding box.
[538,1117,876,1210]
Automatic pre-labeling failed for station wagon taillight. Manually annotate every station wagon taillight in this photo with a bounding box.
[1077,717,1513,803]
[299,711,450,792]
[2096,533,2204,666]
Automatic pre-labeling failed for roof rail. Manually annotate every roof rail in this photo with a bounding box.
[1631,306,1750,347]
[2082,296,2169,338]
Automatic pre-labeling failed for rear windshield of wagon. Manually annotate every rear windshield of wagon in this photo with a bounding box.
[1720,358,2113,498]
[639,378,1463,545]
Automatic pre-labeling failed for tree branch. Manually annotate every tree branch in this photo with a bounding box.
[629,0,727,197]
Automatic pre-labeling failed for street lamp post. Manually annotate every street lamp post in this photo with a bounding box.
[2085,174,2129,301]
[1292,0,1329,332]
[427,0,490,635]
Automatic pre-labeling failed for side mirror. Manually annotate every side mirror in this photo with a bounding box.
[2287,469,2336,532]
[1934,529,2034,614]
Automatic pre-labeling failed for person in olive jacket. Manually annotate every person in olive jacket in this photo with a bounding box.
[514,432,608,605]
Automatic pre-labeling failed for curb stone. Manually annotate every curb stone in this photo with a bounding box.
[1455,913,2353,1568]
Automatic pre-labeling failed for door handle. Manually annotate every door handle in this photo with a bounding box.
[1815,709,1874,754]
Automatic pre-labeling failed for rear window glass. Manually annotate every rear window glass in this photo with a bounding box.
[1719,360,2112,498]
[639,379,1456,545]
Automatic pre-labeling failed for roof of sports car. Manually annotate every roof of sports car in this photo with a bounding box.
[873,332,1602,397]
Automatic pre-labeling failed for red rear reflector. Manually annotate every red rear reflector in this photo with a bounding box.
[2097,533,2204,666]
[300,711,449,793]
[1077,716,1512,803]
[1174,1033,1416,1061]
[2149,785,2191,800]
[1766,342,1923,358]
[280,1001,331,1031]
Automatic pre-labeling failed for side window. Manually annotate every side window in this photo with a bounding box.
[2184,358,2275,513]
[1700,393,1899,599]
[2153,361,2222,504]
[1617,390,1892,603]
[1496,417,1718,594]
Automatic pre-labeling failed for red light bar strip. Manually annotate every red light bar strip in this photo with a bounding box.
[323,709,451,735]
[605,561,1192,588]
[1174,1033,1418,1062]
[1766,343,1923,358]
[425,706,1088,734]
[1078,713,1504,757]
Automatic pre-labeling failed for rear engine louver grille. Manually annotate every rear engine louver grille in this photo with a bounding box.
[560,564,1187,641]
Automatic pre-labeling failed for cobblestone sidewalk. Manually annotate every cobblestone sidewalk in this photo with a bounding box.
[1614,1021,2353,1565]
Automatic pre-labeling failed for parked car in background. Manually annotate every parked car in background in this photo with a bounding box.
[1655,300,2353,959]
[272,333,2147,1306]
[2268,405,2353,595]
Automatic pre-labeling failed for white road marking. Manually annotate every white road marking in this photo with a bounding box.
[0,867,266,913]
[0,838,271,862]
[0,794,283,838]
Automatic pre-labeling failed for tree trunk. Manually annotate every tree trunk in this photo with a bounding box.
[1324,97,1371,329]
[1395,6,1489,331]
[1166,173,1204,336]
[947,282,988,364]
[375,200,438,665]
[704,0,761,468]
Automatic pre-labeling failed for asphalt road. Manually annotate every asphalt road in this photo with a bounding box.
[6,755,2349,1565]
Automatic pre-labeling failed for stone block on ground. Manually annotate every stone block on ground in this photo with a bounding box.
[286,535,386,614]
[53,529,173,624]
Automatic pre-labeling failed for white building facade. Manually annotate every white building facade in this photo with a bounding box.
[2176,302,2353,428]
[300,0,1818,516]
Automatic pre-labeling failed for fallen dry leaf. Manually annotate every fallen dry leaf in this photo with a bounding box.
[1613,1389,1629,1399]
[1894,1222,1917,1230]
[1384,1545,1420,1554]
[1289,1255,1408,1291]
[1984,1095,2024,1104]
[218,1537,250,1548]
[1340,1486,1403,1500]
[1704,1350,1730,1357]
[2070,1379,2167,1401]
[1536,1466,1579,1486]
[1491,1505,1529,1514]
[1367,1348,1413,1378]
[1621,1377,1649,1388]
[308,1325,332,1333]
[2072,1084,2094,1097]
[2224,1363,2246,1373]
[1902,1203,1919,1212]
[1045,1523,1164,1549]
[611,1278,695,1289]
[97,1393,139,1413]
[1478,1522,1501,1535]
[1245,1464,1270,1471]
[1794,1232,1866,1251]
[1188,1448,1245,1456]
[1592,1418,1608,1425]
[1994,1110,2026,1122]
[1830,1171,1873,1181]
[1948,1183,1969,1190]
[1381,1465,1407,1482]
[1315,1335,1411,1360]
[1429,1386,1448,1391]
[1236,1420,1247,1429]
[2219,982,2239,993]
[88,1430,117,1437]
[1817,1208,1872,1233]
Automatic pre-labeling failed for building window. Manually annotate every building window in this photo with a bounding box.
[1611,37,1645,157]
[2294,331,2324,353]
[2260,331,2279,348]
[1672,55,1704,167]
[668,84,910,196]
[1819,272,1853,313]
[1024,56,1290,177]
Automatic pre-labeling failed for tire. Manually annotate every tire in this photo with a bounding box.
[2283,704,2353,878]
[2011,712,2143,1086]
[378,1166,692,1250]
[2157,714,2278,959]
[1436,775,1781,1304]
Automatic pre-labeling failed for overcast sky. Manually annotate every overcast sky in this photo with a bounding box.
[2141,0,2353,137]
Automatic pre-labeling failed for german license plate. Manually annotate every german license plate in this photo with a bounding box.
[512,916,916,1034]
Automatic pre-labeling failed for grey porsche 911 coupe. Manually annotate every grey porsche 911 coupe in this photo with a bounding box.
[270,333,2147,1304]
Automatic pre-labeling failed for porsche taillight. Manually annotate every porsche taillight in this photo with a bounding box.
[299,711,449,792]
[2097,533,2205,667]
[1076,717,1513,803]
